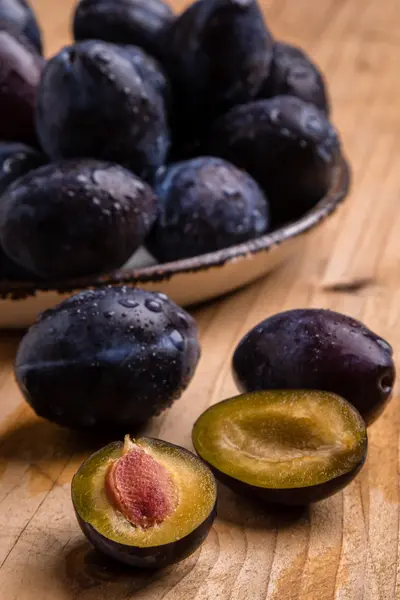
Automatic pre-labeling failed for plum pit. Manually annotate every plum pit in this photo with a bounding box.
[105,436,178,529]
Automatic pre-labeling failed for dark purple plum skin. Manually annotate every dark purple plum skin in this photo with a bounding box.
[0,245,34,280]
[164,0,274,140]
[0,141,46,196]
[73,441,216,569]
[121,45,171,108]
[35,40,170,183]
[233,309,396,425]
[206,95,340,226]
[0,0,43,54]
[0,160,158,279]
[73,0,175,61]
[0,142,46,282]
[76,503,215,569]
[260,42,330,114]
[146,157,270,262]
[15,287,201,432]
[203,453,367,507]
[0,27,43,145]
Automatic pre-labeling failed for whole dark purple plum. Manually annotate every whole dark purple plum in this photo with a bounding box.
[0,0,42,54]
[0,141,46,195]
[36,40,170,183]
[206,95,340,226]
[233,309,395,425]
[0,160,158,279]
[0,26,43,145]
[73,0,175,60]
[260,42,329,114]
[15,287,201,432]
[164,0,274,138]
[146,157,270,262]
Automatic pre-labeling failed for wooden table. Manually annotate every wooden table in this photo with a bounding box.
[1,0,400,598]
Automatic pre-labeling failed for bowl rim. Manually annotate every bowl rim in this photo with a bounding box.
[0,154,351,300]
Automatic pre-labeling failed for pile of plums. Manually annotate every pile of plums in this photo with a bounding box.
[0,0,342,282]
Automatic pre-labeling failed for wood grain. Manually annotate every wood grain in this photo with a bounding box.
[1,0,400,598]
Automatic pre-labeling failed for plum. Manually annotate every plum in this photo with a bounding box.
[0,26,43,145]
[233,309,395,425]
[121,45,171,107]
[0,246,34,280]
[261,42,329,114]
[72,436,216,568]
[146,157,270,262]
[15,287,201,431]
[164,0,274,139]
[0,160,158,279]
[0,141,46,195]
[0,0,43,54]
[36,40,170,183]
[73,0,175,60]
[0,141,46,281]
[206,95,340,226]
[193,390,367,506]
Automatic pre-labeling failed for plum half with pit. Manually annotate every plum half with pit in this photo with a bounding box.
[206,95,340,226]
[146,157,270,262]
[72,436,217,568]
[233,309,395,425]
[73,0,175,60]
[0,26,43,145]
[15,287,200,432]
[0,141,46,195]
[0,0,43,54]
[193,390,367,506]
[164,0,274,138]
[260,42,330,114]
[36,40,170,183]
[0,160,158,279]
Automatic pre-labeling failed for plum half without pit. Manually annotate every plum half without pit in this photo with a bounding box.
[15,287,200,432]
[193,390,368,506]
[72,436,217,568]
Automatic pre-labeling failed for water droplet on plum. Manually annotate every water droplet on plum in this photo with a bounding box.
[118,298,140,309]
[145,299,162,313]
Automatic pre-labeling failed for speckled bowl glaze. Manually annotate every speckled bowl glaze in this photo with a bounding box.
[0,155,350,328]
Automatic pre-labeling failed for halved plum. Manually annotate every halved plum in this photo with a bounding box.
[192,390,367,506]
[72,436,217,569]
